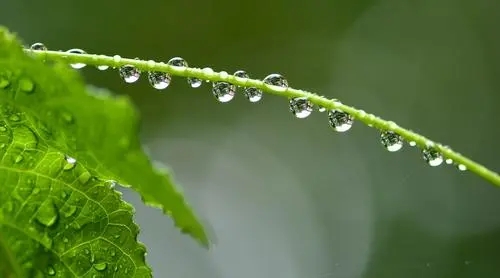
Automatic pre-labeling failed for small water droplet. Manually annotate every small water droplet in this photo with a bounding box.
[18,78,35,93]
[35,200,59,227]
[328,110,354,132]
[233,70,249,82]
[114,234,120,239]
[445,158,453,164]
[380,131,403,152]
[263,73,288,91]
[457,164,467,171]
[188,77,203,88]
[0,144,5,149]
[110,250,116,257]
[409,141,417,147]
[30,43,47,51]
[244,87,263,102]
[212,82,236,103]
[14,155,24,163]
[78,171,91,184]
[63,237,69,243]
[47,265,56,276]
[66,48,87,69]
[119,65,140,83]
[93,262,107,271]
[97,65,109,71]
[148,71,171,90]
[318,106,327,112]
[63,155,77,171]
[289,97,313,118]
[422,148,443,166]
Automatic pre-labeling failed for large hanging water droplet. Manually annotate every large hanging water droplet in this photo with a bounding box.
[30,43,47,51]
[148,71,171,90]
[328,110,354,132]
[119,65,140,83]
[212,82,236,102]
[66,48,87,69]
[263,73,288,92]
[289,97,313,118]
[35,200,59,227]
[380,131,403,152]
[422,148,443,166]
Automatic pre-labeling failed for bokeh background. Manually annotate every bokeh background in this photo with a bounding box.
[2,0,500,277]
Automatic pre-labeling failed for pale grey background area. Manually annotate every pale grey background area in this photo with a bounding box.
[2,0,500,277]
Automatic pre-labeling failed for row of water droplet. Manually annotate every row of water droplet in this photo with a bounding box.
[28,43,467,171]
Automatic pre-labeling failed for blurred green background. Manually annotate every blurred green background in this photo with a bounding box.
[2,0,500,277]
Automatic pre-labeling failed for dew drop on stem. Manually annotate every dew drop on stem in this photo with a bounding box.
[289,97,313,118]
[328,110,353,132]
[30,43,47,51]
[119,65,141,83]
[380,131,403,152]
[263,73,288,92]
[422,148,443,166]
[148,71,171,90]
[234,70,262,102]
[212,82,236,103]
[65,48,87,69]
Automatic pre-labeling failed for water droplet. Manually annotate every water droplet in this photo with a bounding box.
[212,82,236,103]
[458,164,467,171]
[233,70,249,82]
[119,65,140,83]
[63,155,77,170]
[0,78,10,89]
[328,110,354,132]
[18,78,35,93]
[14,155,24,163]
[84,249,90,255]
[445,158,453,164]
[422,148,443,166]
[47,265,56,276]
[30,43,47,51]
[263,73,288,91]
[35,200,59,227]
[289,97,313,118]
[188,77,203,88]
[148,71,171,90]
[63,237,69,243]
[114,234,120,239]
[380,131,403,152]
[110,250,116,257]
[0,144,5,149]
[167,57,188,68]
[409,141,417,147]
[97,65,109,71]
[202,67,214,78]
[318,106,327,112]
[244,87,263,102]
[66,48,87,69]
[93,262,107,271]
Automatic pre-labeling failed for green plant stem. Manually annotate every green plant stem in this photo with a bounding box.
[24,49,500,187]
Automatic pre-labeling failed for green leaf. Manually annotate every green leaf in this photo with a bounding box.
[0,27,207,276]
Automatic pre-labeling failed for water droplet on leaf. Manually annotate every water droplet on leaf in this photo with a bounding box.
[289,97,313,118]
[66,48,87,69]
[422,148,443,166]
[119,65,140,83]
[47,265,56,276]
[263,73,288,91]
[148,71,171,90]
[14,155,24,163]
[380,131,403,152]
[328,110,354,132]
[30,43,47,51]
[63,155,77,170]
[35,200,59,227]
[212,82,236,103]
[78,171,91,184]
[93,262,107,271]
